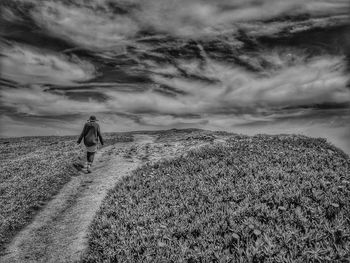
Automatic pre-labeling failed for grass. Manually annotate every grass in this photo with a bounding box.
[82,134,350,262]
[0,133,133,252]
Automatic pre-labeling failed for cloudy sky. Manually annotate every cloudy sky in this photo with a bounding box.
[0,0,349,153]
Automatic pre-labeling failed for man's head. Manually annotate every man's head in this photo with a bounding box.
[88,115,97,122]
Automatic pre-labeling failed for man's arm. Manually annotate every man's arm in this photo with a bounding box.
[97,125,104,145]
[77,123,87,144]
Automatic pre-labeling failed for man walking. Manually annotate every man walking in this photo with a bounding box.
[77,115,104,173]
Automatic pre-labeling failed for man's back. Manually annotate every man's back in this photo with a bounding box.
[84,122,99,146]
[77,116,104,173]
[77,121,104,147]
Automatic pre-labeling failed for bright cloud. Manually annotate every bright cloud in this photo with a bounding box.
[0,44,95,85]
[32,1,139,49]
[2,54,348,119]
[0,85,106,115]
[19,0,350,49]
[151,56,350,114]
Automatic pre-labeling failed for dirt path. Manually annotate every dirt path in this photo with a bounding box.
[0,134,155,263]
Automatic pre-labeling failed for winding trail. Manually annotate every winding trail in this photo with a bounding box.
[1,135,155,263]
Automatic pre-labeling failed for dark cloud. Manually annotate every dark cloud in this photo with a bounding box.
[63,91,109,102]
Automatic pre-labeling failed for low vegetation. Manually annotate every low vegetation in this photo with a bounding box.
[82,134,350,262]
[0,133,133,251]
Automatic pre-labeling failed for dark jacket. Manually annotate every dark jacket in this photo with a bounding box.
[77,121,104,147]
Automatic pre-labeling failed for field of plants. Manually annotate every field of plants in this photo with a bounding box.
[0,133,133,252]
[82,134,350,262]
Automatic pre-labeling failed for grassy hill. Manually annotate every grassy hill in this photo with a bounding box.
[81,132,350,262]
[0,130,349,261]
[0,133,133,251]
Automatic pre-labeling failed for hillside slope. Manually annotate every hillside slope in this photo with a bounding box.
[82,132,350,262]
[0,133,132,252]
[0,130,349,262]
